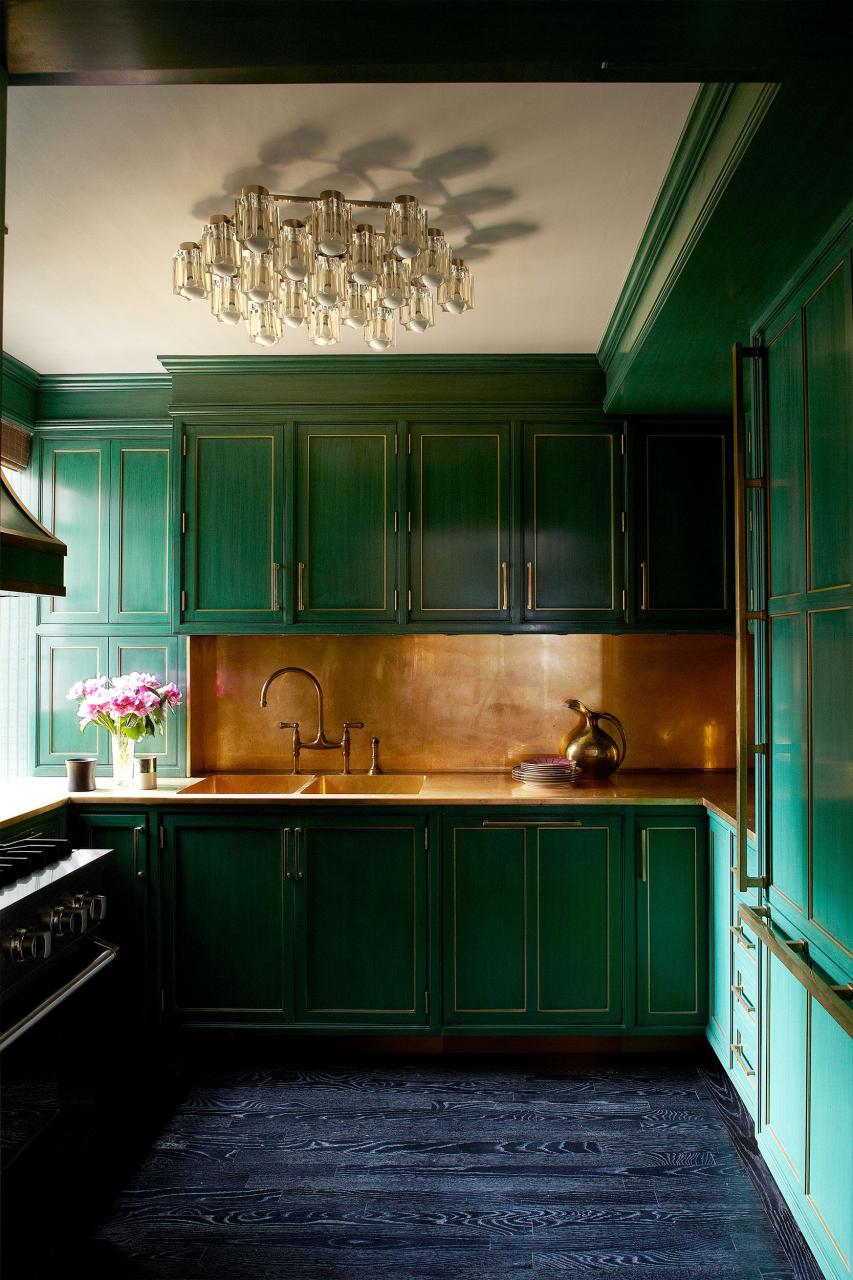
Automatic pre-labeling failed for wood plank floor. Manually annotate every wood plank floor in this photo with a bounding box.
[4,1057,821,1279]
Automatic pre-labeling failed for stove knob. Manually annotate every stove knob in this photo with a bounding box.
[73,893,107,923]
[47,903,89,936]
[3,928,52,962]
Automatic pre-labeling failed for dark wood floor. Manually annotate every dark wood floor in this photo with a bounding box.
[4,1055,821,1279]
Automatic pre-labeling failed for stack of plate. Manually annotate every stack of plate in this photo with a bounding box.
[511,756,583,787]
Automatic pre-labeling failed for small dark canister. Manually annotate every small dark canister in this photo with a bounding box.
[66,755,97,792]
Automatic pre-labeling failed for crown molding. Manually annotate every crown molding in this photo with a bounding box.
[37,372,172,393]
[158,353,602,378]
[2,353,41,392]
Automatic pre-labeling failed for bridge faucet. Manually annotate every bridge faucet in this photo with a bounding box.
[259,666,363,774]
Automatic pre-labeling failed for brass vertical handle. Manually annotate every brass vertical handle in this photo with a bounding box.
[501,561,508,610]
[272,561,281,611]
[526,561,533,610]
[132,825,145,881]
[731,1038,756,1077]
[297,562,305,612]
[294,827,304,880]
[640,561,648,610]
[283,827,291,880]
[639,829,648,881]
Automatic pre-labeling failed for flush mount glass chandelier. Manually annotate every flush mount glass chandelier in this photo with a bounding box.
[172,186,474,350]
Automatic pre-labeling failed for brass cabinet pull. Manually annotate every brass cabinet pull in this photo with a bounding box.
[294,827,304,880]
[526,561,534,610]
[132,825,145,882]
[639,829,648,881]
[501,561,508,611]
[640,560,648,610]
[731,923,756,952]
[730,1038,756,1078]
[482,820,581,829]
[731,982,755,1018]
[297,562,305,612]
[272,561,281,611]
[283,828,291,880]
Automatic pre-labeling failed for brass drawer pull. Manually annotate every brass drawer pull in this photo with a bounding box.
[526,560,534,610]
[639,829,648,882]
[282,827,291,880]
[297,562,305,611]
[294,827,304,881]
[731,982,755,1018]
[731,1038,756,1078]
[501,560,508,611]
[731,923,756,952]
[640,560,648,610]
[272,561,281,611]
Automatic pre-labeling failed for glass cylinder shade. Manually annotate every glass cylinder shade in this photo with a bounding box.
[312,190,351,258]
[366,305,395,351]
[380,254,409,310]
[209,275,245,325]
[351,223,384,285]
[438,259,474,314]
[241,250,276,304]
[172,242,207,300]
[308,303,341,346]
[386,194,427,260]
[310,254,346,308]
[202,214,240,278]
[401,283,434,333]
[248,302,282,347]
[275,219,311,282]
[416,227,451,290]
[279,279,308,329]
[235,185,277,255]
[343,281,373,330]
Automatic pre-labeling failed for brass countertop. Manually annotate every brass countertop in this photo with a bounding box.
[0,771,752,836]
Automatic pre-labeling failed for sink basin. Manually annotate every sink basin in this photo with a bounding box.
[300,774,426,796]
[178,774,311,795]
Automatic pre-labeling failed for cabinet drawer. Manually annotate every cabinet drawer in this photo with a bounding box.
[730,914,759,965]
[731,961,758,1028]
[730,1020,758,1101]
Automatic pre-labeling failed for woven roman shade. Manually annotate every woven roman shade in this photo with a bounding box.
[0,420,33,472]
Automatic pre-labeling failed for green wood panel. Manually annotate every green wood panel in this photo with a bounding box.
[296,424,396,620]
[110,438,171,624]
[764,951,807,1184]
[445,825,527,1020]
[535,822,622,1023]
[183,424,283,624]
[804,257,852,593]
[769,611,808,920]
[37,635,110,767]
[767,314,806,599]
[636,817,708,1026]
[808,605,852,960]
[523,424,622,621]
[708,816,733,1049]
[108,635,182,771]
[807,999,853,1274]
[40,439,110,624]
[162,817,288,1022]
[293,821,426,1024]
[410,424,510,620]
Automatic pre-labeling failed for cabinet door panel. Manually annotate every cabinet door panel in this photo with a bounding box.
[807,1000,853,1271]
[183,425,284,625]
[108,636,183,772]
[37,635,110,769]
[767,314,806,599]
[293,820,427,1025]
[40,439,110,623]
[523,425,622,621]
[636,817,708,1026]
[708,817,733,1053]
[410,425,510,621]
[110,438,171,625]
[769,611,808,921]
[161,817,289,1023]
[295,424,396,621]
[445,825,527,1021]
[535,821,622,1023]
[764,952,807,1183]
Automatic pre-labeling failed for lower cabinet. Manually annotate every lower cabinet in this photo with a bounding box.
[442,813,623,1028]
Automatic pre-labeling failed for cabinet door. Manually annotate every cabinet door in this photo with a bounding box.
[534,819,622,1024]
[443,823,528,1025]
[630,420,733,628]
[108,636,183,773]
[160,816,290,1025]
[636,815,708,1026]
[109,436,172,626]
[409,423,511,622]
[807,1000,853,1276]
[36,635,111,770]
[522,424,624,622]
[295,423,397,622]
[73,810,151,1023]
[707,816,733,1058]
[39,437,111,624]
[182,424,285,626]
[292,818,429,1027]
[763,950,807,1183]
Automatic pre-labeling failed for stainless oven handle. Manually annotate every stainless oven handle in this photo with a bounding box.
[0,939,119,1051]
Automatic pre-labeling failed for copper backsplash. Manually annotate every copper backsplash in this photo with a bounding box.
[188,633,736,775]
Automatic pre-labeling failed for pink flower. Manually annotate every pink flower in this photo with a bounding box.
[67,676,107,701]
[160,682,182,708]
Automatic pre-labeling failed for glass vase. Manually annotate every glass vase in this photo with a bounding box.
[111,733,135,789]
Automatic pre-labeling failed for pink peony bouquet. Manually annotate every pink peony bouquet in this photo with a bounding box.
[67,672,182,741]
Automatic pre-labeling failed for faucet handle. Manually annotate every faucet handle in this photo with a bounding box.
[343,721,364,731]
[278,722,301,775]
[279,721,300,730]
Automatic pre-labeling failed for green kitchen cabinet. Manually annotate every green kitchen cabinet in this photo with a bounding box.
[407,423,511,622]
[805,1000,853,1279]
[628,419,733,628]
[707,814,732,1062]
[159,814,290,1025]
[73,809,152,1023]
[443,813,623,1028]
[636,813,708,1027]
[36,634,111,769]
[294,422,398,623]
[181,422,285,626]
[521,422,624,623]
[108,436,172,626]
[291,815,432,1027]
[108,635,183,771]
[39,436,111,624]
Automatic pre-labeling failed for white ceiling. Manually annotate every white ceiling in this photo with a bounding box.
[3,82,697,373]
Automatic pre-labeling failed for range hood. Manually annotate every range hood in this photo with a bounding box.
[0,470,66,596]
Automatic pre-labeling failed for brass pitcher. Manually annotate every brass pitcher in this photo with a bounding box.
[560,699,627,778]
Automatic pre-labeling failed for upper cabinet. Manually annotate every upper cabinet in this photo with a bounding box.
[627,418,733,629]
[110,439,172,626]
[407,422,511,622]
[39,437,111,624]
[522,422,624,623]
